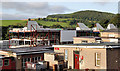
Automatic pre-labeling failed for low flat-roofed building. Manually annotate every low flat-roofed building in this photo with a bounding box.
[100,29,120,43]
[100,29,120,38]
[73,36,101,44]
[53,42,120,70]
[0,46,53,70]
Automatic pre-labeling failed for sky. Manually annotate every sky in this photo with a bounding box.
[0,0,119,20]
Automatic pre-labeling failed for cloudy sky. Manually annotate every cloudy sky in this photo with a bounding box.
[0,0,119,20]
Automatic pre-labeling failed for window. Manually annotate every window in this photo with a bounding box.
[95,53,101,66]
[28,58,31,62]
[32,57,37,62]
[19,41,24,45]
[108,34,115,37]
[82,40,88,43]
[22,58,31,68]
[25,41,30,45]
[32,57,34,62]
[22,58,26,68]
[4,59,9,66]
[65,49,68,61]
[0,59,3,67]
[35,57,37,61]
[38,57,41,61]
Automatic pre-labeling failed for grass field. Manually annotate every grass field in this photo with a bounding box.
[0,20,71,28]
[36,20,70,27]
[1,20,27,26]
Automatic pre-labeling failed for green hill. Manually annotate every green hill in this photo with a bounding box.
[1,10,118,28]
[47,10,116,28]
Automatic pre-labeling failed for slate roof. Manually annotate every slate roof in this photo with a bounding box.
[95,23,105,30]
[27,21,62,32]
[77,23,91,30]
[107,24,117,30]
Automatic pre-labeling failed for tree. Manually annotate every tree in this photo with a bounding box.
[56,18,59,22]
[50,24,63,28]
[28,18,31,21]
[38,18,41,20]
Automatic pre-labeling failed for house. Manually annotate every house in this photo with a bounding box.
[0,46,53,70]
[52,42,120,70]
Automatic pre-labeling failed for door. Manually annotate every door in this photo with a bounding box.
[74,53,79,69]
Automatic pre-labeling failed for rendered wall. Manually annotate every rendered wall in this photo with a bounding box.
[54,47,107,69]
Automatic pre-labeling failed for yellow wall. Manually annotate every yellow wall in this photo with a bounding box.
[54,47,107,69]
[100,32,120,38]
[44,53,58,69]
[73,37,96,44]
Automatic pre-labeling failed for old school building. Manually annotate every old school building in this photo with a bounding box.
[53,42,120,70]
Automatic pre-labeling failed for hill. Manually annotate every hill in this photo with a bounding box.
[47,10,116,28]
[1,10,117,28]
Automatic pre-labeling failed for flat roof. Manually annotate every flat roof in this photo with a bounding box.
[73,36,100,38]
[1,46,54,55]
[37,28,61,32]
[101,29,120,32]
[52,42,120,48]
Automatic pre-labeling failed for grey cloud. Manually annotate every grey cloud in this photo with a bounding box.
[1,13,42,20]
[2,2,70,20]
[50,5,70,13]
[1,13,27,20]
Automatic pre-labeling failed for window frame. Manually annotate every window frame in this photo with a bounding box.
[0,59,3,67]
[4,59,9,66]
[64,49,68,61]
[38,57,41,61]
[95,52,101,66]
[81,40,88,43]
[22,58,31,68]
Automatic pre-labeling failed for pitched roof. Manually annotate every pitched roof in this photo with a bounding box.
[107,24,117,30]
[95,23,105,30]
[27,21,43,30]
[77,23,91,30]
[27,21,62,32]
